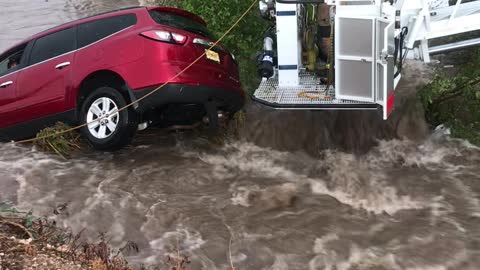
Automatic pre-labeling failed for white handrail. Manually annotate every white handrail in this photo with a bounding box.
[449,0,463,25]
[326,0,378,5]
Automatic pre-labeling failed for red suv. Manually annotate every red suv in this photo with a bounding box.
[0,6,244,149]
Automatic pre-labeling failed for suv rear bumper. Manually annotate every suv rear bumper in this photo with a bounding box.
[130,83,245,114]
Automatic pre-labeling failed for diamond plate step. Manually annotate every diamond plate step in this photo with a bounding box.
[253,72,378,110]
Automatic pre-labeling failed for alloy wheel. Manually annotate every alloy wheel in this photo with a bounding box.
[86,97,120,139]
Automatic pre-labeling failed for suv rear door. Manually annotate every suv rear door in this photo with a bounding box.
[0,72,18,128]
[0,42,29,129]
[15,27,76,125]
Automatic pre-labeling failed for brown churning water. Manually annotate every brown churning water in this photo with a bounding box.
[1,1,480,269]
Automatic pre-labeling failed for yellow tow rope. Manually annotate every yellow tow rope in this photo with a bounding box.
[298,91,331,100]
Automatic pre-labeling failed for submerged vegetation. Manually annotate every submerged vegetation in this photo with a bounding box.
[33,110,245,158]
[33,122,84,159]
[0,203,192,270]
[419,49,480,145]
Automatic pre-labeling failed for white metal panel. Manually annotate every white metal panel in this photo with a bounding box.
[335,4,381,17]
[376,18,388,103]
[335,16,376,102]
[276,3,299,87]
[376,19,395,120]
[327,0,383,6]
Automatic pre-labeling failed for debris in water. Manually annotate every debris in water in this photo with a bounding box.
[32,122,85,159]
[0,210,191,270]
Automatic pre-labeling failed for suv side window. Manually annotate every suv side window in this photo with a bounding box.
[77,14,137,48]
[0,43,28,77]
[29,27,75,65]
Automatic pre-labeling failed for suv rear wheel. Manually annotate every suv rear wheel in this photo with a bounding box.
[80,87,137,150]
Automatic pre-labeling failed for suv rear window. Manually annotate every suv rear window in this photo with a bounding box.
[77,14,137,48]
[149,10,213,39]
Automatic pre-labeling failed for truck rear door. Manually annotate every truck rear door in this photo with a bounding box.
[334,5,397,119]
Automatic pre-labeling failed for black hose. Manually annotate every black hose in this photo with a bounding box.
[394,27,408,78]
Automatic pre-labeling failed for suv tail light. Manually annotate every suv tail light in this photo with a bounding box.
[140,30,187,45]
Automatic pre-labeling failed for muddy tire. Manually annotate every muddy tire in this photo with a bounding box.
[79,87,137,150]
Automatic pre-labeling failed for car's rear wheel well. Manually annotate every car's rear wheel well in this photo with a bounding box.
[76,70,132,119]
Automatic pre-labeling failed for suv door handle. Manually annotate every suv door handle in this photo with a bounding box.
[55,62,71,70]
[0,81,13,88]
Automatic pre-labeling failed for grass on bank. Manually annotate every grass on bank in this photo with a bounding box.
[418,49,480,145]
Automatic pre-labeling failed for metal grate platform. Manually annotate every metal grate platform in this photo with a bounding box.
[253,72,377,110]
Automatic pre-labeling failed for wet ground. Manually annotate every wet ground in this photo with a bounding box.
[1,1,480,269]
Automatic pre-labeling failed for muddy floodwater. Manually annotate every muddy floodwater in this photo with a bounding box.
[1,1,480,269]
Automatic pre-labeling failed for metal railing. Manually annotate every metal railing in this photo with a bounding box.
[449,0,463,24]
[325,0,379,5]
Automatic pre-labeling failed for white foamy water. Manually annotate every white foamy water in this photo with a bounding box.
[198,142,424,215]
